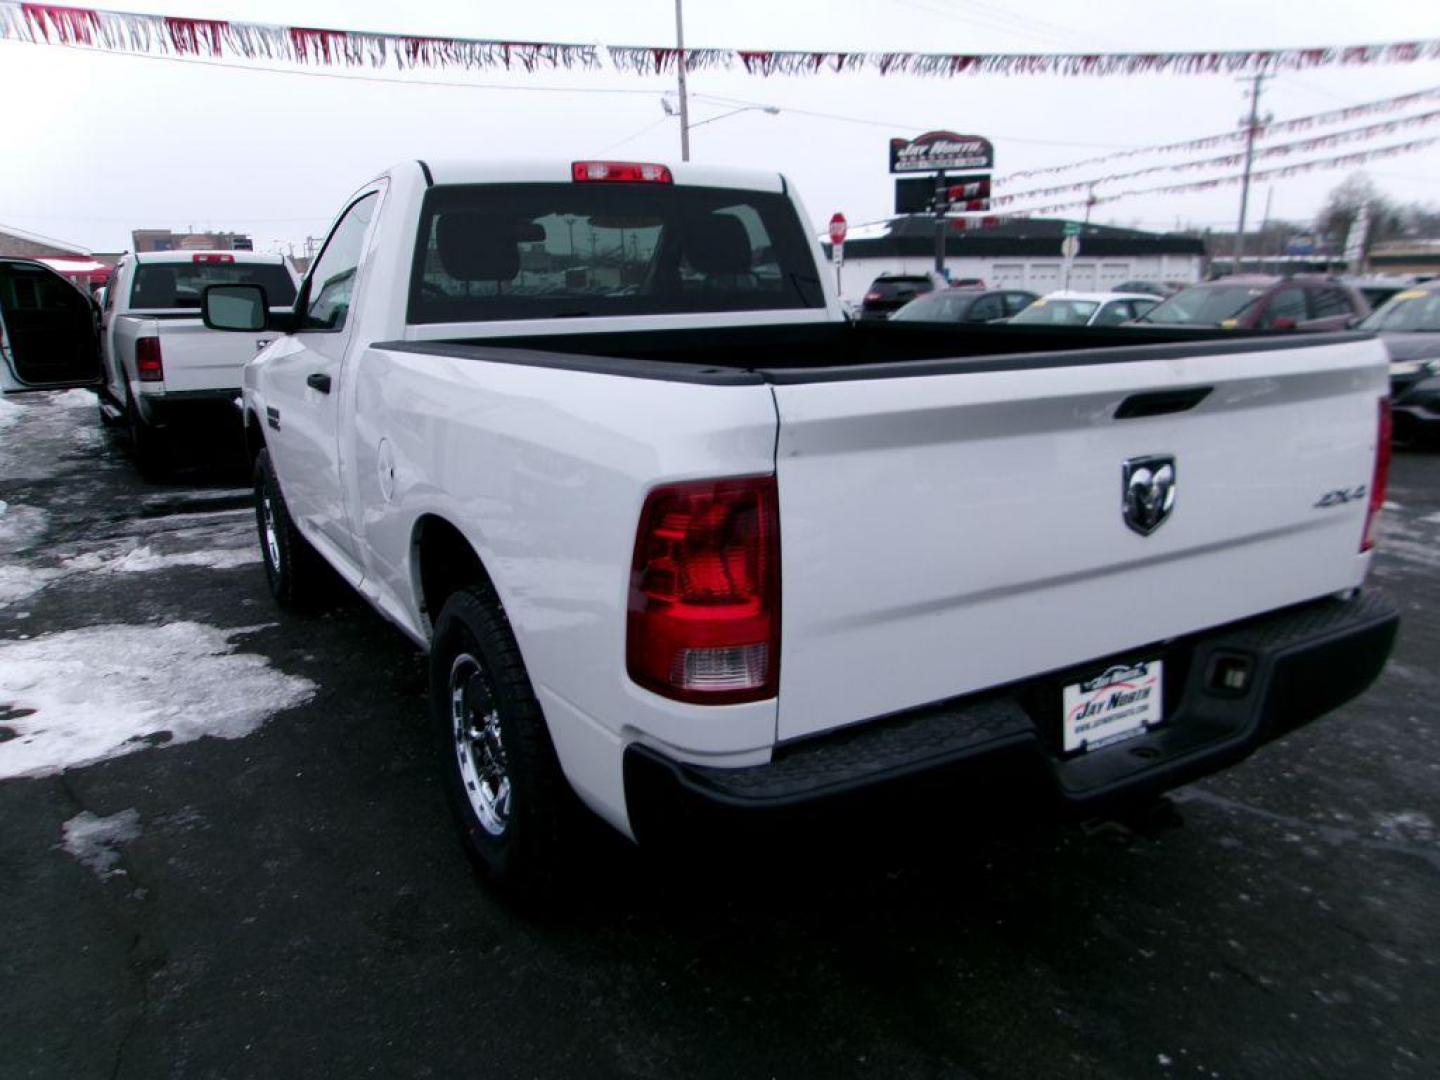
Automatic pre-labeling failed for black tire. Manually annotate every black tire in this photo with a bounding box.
[254,448,327,609]
[430,584,574,899]
[124,387,165,478]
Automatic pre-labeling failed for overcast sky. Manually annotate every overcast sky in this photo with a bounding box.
[2,0,1438,254]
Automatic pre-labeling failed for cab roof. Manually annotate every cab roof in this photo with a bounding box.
[414,159,786,194]
[1038,290,1160,303]
[131,250,286,264]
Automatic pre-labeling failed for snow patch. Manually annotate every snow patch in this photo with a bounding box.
[0,622,314,779]
[1422,512,1440,525]
[0,564,59,607]
[1374,811,1436,845]
[0,395,21,432]
[52,388,98,410]
[60,809,141,879]
[0,503,49,555]
[62,543,259,574]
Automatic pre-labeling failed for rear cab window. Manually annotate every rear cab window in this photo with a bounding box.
[129,259,297,311]
[407,183,823,324]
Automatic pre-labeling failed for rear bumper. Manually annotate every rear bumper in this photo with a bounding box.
[1393,378,1440,440]
[624,592,1398,835]
[136,388,242,427]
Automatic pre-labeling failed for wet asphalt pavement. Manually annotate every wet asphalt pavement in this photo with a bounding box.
[1,389,1438,1080]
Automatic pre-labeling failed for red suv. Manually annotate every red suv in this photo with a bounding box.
[1136,276,1369,331]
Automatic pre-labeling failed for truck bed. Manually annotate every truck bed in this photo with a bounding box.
[368,321,1387,743]
[380,321,1373,384]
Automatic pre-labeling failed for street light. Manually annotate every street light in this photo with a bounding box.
[687,104,781,130]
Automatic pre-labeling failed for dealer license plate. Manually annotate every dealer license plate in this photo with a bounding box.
[1062,659,1163,753]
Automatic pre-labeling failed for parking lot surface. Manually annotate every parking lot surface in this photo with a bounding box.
[2,389,1438,1080]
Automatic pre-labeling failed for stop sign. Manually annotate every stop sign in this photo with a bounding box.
[828,212,848,246]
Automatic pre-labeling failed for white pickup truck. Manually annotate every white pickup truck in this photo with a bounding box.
[192,159,1396,893]
[97,250,298,471]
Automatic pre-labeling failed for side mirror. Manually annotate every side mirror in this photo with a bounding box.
[202,284,268,332]
[1269,316,1297,331]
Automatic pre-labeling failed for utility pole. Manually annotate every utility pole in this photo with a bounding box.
[1232,71,1271,275]
[933,171,948,277]
[1258,185,1274,267]
[674,0,690,162]
[1083,181,1097,225]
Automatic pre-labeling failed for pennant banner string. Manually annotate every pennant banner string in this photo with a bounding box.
[992,109,1440,205]
[995,84,1440,183]
[1006,137,1440,217]
[3,3,1438,80]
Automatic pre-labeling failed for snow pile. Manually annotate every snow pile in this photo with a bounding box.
[62,543,259,574]
[0,394,21,432]
[0,502,49,555]
[0,622,315,779]
[52,388,98,409]
[60,809,142,880]
[0,564,58,607]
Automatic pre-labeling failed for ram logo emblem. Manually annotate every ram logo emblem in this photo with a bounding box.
[1122,455,1177,536]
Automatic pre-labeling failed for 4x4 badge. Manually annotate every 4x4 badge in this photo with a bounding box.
[1122,455,1176,536]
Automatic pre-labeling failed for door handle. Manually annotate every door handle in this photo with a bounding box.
[306,372,332,394]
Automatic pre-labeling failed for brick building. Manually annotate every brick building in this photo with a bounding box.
[131,229,254,253]
[0,224,89,259]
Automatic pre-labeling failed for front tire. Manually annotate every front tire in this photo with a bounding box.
[254,448,327,609]
[430,584,573,898]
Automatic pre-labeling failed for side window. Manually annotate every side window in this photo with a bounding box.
[1092,301,1130,327]
[0,264,86,315]
[1308,287,1353,320]
[1132,298,1158,320]
[1003,292,1034,316]
[968,294,1004,321]
[301,192,379,332]
[1262,287,1307,328]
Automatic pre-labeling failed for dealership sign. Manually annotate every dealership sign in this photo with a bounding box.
[889,131,995,174]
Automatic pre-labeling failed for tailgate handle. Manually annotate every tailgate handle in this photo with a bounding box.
[306,372,332,394]
[1115,386,1211,420]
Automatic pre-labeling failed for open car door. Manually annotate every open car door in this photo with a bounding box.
[0,258,103,392]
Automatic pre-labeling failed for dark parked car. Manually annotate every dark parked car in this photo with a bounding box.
[890,288,1037,323]
[1136,275,1368,331]
[1360,282,1440,445]
[859,273,944,320]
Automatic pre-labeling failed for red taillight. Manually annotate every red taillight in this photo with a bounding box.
[627,476,779,704]
[1362,397,1391,552]
[864,291,883,302]
[572,160,673,184]
[135,336,164,382]
[192,253,234,264]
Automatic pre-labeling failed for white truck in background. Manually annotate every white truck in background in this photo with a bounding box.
[183,158,1397,897]
[98,250,298,471]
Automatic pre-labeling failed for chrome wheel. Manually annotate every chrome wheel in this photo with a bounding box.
[450,652,511,837]
[260,491,282,570]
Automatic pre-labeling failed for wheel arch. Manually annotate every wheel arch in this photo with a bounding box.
[410,513,496,640]
[243,407,266,467]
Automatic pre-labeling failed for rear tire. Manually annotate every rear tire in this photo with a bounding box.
[430,584,575,900]
[124,387,165,478]
[254,448,327,609]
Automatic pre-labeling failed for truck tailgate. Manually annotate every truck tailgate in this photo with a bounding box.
[770,336,1387,741]
[153,319,273,393]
